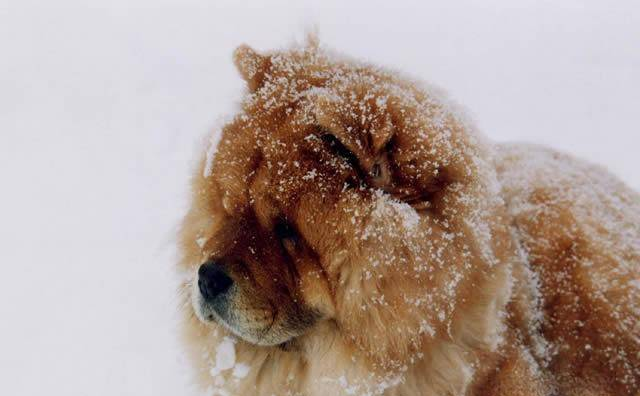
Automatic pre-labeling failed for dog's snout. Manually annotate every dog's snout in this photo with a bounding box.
[198,262,233,301]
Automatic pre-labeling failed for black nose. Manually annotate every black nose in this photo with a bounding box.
[198,262,233,301]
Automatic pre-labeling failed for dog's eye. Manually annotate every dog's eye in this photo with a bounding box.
[274,220,296,241]
[371,163,382,178]
[320,133,360,170]
[274,220,298,255]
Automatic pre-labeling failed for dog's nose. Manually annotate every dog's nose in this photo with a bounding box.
[198,262,233,301]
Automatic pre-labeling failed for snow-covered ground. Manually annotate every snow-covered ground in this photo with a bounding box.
[0,1,638,395]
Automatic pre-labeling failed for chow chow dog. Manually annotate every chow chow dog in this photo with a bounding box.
[178,38,639,396]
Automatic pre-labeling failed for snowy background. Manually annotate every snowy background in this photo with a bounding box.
[0,0,638,395]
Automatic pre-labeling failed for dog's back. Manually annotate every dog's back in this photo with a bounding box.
[496,143,640,395]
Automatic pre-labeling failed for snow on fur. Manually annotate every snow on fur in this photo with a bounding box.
[179,39,640,396]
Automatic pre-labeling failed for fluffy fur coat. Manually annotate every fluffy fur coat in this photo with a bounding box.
[177,39,640,396]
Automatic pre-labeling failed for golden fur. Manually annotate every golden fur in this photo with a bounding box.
[177,39,640,396]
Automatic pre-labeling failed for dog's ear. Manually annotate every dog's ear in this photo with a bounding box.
[233,45,270,92]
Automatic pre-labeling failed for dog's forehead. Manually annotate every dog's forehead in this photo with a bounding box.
[207,139,341,231]
[210,48,451,218]
[252,134,349,205]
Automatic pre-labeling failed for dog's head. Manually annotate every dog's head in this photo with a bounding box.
[179,42,513,372]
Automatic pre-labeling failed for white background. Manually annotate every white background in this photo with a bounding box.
[0,1,638,395]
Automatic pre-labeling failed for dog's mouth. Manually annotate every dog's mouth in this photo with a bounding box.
[191,278,315,347]
[192,282,275,344]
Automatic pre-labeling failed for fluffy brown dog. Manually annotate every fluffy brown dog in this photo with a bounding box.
[178,39,640,396]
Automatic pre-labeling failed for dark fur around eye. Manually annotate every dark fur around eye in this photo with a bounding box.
[320,133,361,170]
[274,220,296,240]
[320,133,369,187]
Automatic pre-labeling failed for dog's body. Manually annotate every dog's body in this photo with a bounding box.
[178,41,639,396]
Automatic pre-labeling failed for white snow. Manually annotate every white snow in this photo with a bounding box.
[196,236,208,248]
[210,337,237,377]
[302,169,318,180]
[208,337,251,392]
[232,363,250,379]
[0,1,639,396]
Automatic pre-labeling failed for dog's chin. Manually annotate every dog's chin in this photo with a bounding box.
[190,285,296,347]
[197,309,296,348]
